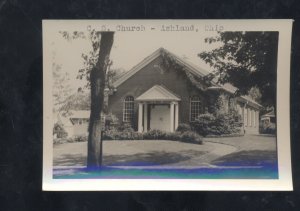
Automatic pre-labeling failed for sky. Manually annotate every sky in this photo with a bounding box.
[51,26,220,92]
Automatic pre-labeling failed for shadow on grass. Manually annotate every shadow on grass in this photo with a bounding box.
[54,150,208,166]
[54,153,87,166]
[211,150,278,166]
[104,150,208,166]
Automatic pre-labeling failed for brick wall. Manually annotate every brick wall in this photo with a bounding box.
[108,56,208,130]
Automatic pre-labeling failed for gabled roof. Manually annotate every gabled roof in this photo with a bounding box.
[261,110,275,118]
[113,47,262,108]
[113,47,209,88]
[136,85,181,102]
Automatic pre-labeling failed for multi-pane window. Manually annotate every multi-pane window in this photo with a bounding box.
[123,96,134,123]
[190,96,202,122]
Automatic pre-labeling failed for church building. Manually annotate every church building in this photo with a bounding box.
[107,48,262,134]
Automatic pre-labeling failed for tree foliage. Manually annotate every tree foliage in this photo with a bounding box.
[248,86,262,103]
[58,27,122,113]
[60,27,115,90]
[199,32,279,106]
[60,92,91,111]
[52,62,73,111]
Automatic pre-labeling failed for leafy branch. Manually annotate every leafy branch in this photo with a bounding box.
[60,26,113,90]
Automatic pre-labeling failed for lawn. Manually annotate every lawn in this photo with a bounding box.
[53,140,215,167]
[53,135,278,179]
[53,135,277,167]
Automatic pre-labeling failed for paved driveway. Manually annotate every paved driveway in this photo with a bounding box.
[204,134,277,151]
[204,135,277,166]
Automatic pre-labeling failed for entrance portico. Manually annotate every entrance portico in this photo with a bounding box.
[136,85,180,132]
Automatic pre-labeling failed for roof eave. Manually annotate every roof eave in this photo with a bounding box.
[236,97,263,109]
[207,86,236,94]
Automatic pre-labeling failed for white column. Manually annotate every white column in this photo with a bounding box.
[138,103,143,132]
[175,103,179,131]
[256,110,259,134]
[144,103,148,132]
[170,102,175,132]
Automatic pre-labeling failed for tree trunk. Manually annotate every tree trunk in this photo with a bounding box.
[87,32,114,168]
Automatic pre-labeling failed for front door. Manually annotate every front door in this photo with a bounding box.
[150,104,170,132]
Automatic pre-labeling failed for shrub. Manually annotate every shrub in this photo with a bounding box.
[53,123,68,138]
[117,131,136,140]
[192,111,242,136]
[103,129,140,140]
[102,129,202,144]
[180,131,203,144]
[53,138,64,145]
[132,132,144,140]
[117,122,134,132]
[143,129,167,140]
[192,113,216,136]
[73,135,88,142]
[142,130,202,144]
[165,132,182,141]
[176,123,192,133]
[103,129,117,140]
[53,135,87,144]
[53,137,72,145]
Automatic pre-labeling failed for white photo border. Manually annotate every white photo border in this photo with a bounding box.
[43,19,293,191]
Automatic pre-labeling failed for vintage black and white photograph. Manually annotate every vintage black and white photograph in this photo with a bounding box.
[43,20,292,190]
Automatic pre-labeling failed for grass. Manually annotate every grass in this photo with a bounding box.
[53,140,214,167]
[53,135,278,179]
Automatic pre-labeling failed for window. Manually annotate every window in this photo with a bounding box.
[123,96,134,123]
[190,96,202,122]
